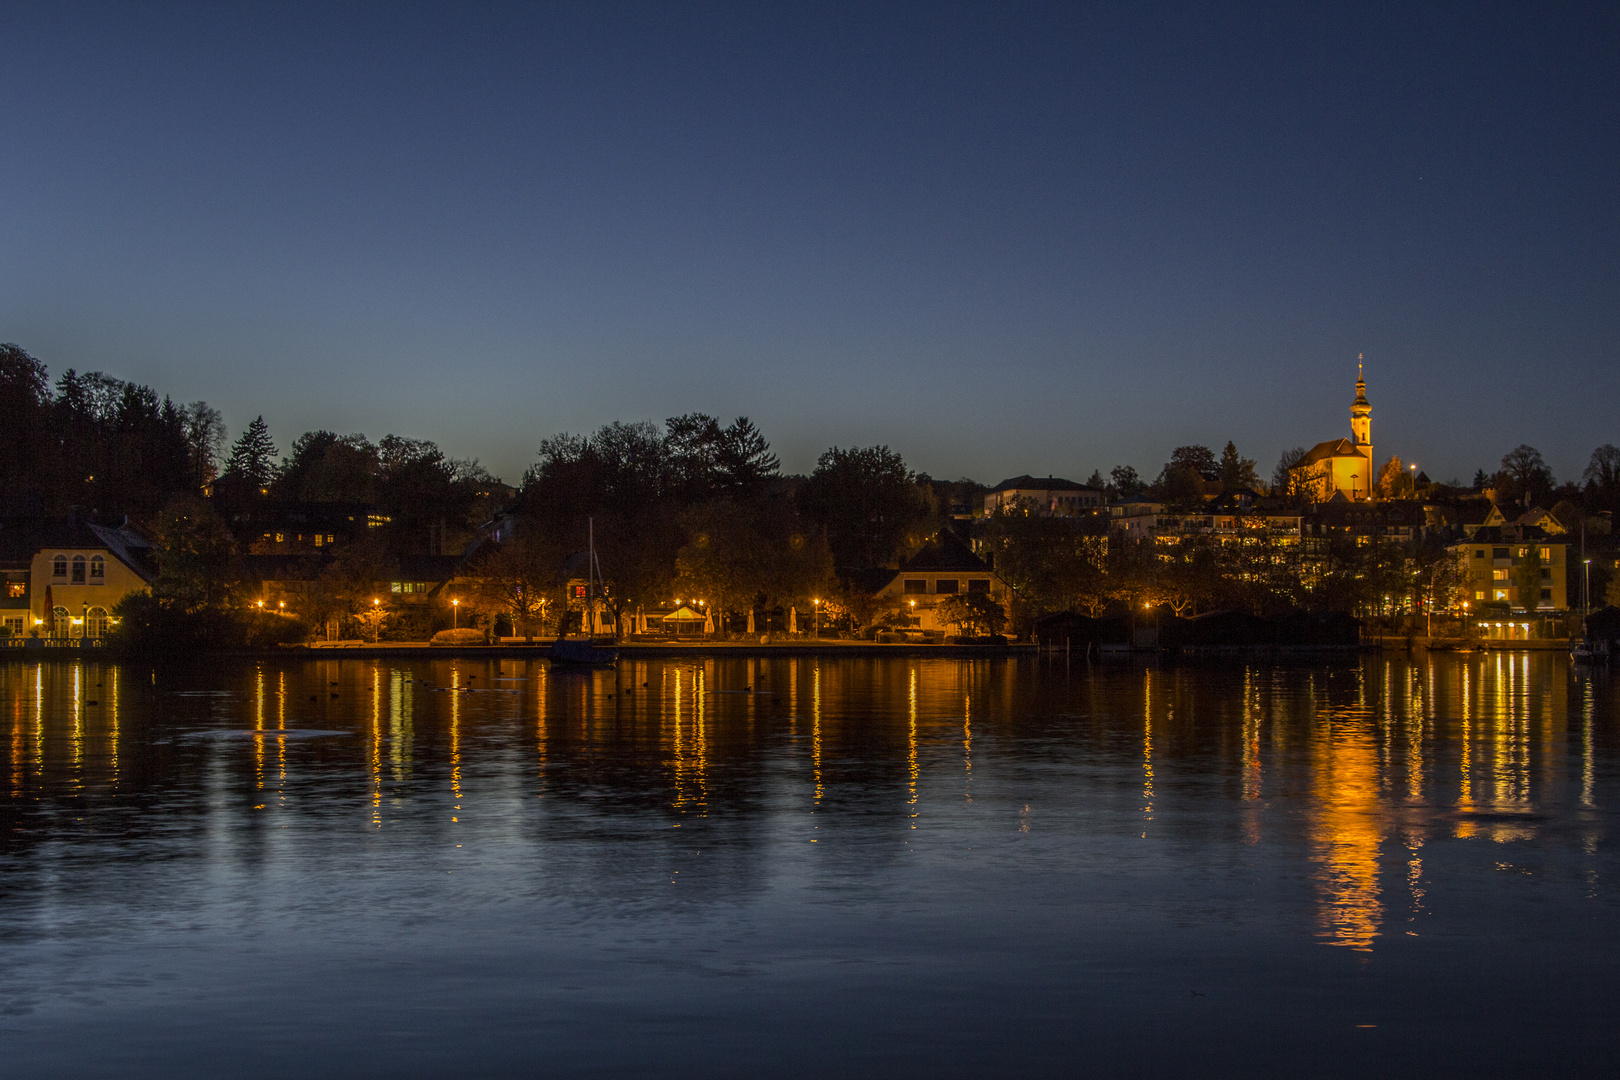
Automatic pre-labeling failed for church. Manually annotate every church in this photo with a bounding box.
[1290,359,1375,501]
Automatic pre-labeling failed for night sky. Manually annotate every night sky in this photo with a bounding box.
[2,3,1615,486]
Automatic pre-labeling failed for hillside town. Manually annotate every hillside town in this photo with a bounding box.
[2,342,1616,652]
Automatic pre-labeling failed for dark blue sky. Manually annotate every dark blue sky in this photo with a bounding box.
[2,2,1615,486]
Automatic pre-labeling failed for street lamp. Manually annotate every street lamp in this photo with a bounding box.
[1584,559,1592,620]
[453,597,460,629]
[813,597,821,638]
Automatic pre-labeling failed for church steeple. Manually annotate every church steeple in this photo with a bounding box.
[1350,353,1371,451]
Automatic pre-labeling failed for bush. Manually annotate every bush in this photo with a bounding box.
[107,591,309,655]
[431,628,487,646]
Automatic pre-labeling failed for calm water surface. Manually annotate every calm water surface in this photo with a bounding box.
[1,653,1617,1077]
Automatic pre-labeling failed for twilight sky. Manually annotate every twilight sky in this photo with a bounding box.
[2,2,1615,487]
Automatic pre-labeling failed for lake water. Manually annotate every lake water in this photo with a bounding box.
[1,653,1616,1078]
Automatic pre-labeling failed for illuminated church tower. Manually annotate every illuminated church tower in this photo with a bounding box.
[1349,354,1371,456]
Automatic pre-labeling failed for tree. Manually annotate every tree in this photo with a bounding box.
[1217,442,1260,491]
[1085,469,1106,490]
[1110,465,1144,499]
[1166,445,1219,482]
[935,593,1007,637]
[1583,445,1620,514]
[0,343,50,487]
[1271,447,1308,499]
[473,533,563,641]
[151,495,237,609]
[1497,445,1554,509]
[224,416,278,489]
[1374,455,1412,499]
[714,416,780,494]
[181,402,227,487]
[1513,544,1544,613]
[981,503,1105,628]
[1472,469,1492,491]
[798,445,930,567]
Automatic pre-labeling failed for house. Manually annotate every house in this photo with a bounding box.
[21,519,155,638]
[984,475,1105,517]
[1451,526,1566,611]
[1289,361,1375,501]
[866,531,1012,632]
[1302,498,1435,544]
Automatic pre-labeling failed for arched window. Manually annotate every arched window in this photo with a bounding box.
[85,607,109,638]
[51,606,68,636]
[71,555,86,584]
[52,555,67,578]
[89,556,105,582]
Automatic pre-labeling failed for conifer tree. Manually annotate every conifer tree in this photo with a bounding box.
[224,416,278,489]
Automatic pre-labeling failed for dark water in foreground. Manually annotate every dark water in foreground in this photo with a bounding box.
[1,653,1617,1078]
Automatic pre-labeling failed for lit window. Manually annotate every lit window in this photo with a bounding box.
[275,533,285,544]
[1539,547,1551,561]
[391,582,403,594]
[7,582,24,598]
[313,534,323,547]
[1494,590,1508,601]
[1474,590,1485,601]
[1493,570,1508,581]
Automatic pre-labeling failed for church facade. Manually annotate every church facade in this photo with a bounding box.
[1291,362,1375,502]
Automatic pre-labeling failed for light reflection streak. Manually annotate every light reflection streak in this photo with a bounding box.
[907,666,918,827]
[963,693,972,803]
[1142,672,1154,834]
[1309,709,1383,952]
[812,663,823,805]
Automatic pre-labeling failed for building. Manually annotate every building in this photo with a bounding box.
[865,531,1012,633]
[22,520,155,638]
[984,475,1105,517]
[1452,526,1567,611]
[1290,359,1375,501]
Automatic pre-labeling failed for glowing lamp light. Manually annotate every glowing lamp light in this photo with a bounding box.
[278,601,285,609]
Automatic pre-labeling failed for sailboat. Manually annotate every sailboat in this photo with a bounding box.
[550,518,619,666]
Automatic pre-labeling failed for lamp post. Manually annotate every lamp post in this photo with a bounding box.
[1584,559,1592,621]
[453,598,460,629]
[813,597,821,639]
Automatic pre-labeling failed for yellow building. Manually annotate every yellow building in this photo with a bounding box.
[1451,527,1566,612]
[1291,360,1375,501]
[27,521,154,638]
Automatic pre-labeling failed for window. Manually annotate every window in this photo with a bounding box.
[903,579,927,594]
[1540,569,1551,581]
[1474,590,1485,601]
[367,515,390,528]
[275,533,285,544]
[2,617,21,635]
[314,534,323,547]
[935,579,959,594]
[1517,547,1529,559]
[89,556,104,582]
[71,555,85,584]
[1539,589,1552,602]
[391,582,403,594]
[1493,590,1508,601]
[6,582,23,598]
[1493,548,1509,559]
[1493,569,1508,581]
[1539,547,1552,561]
[967,579,991,594]
[1475,549,1485,559]
[52,556,67,578]
[85,607,108,637]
